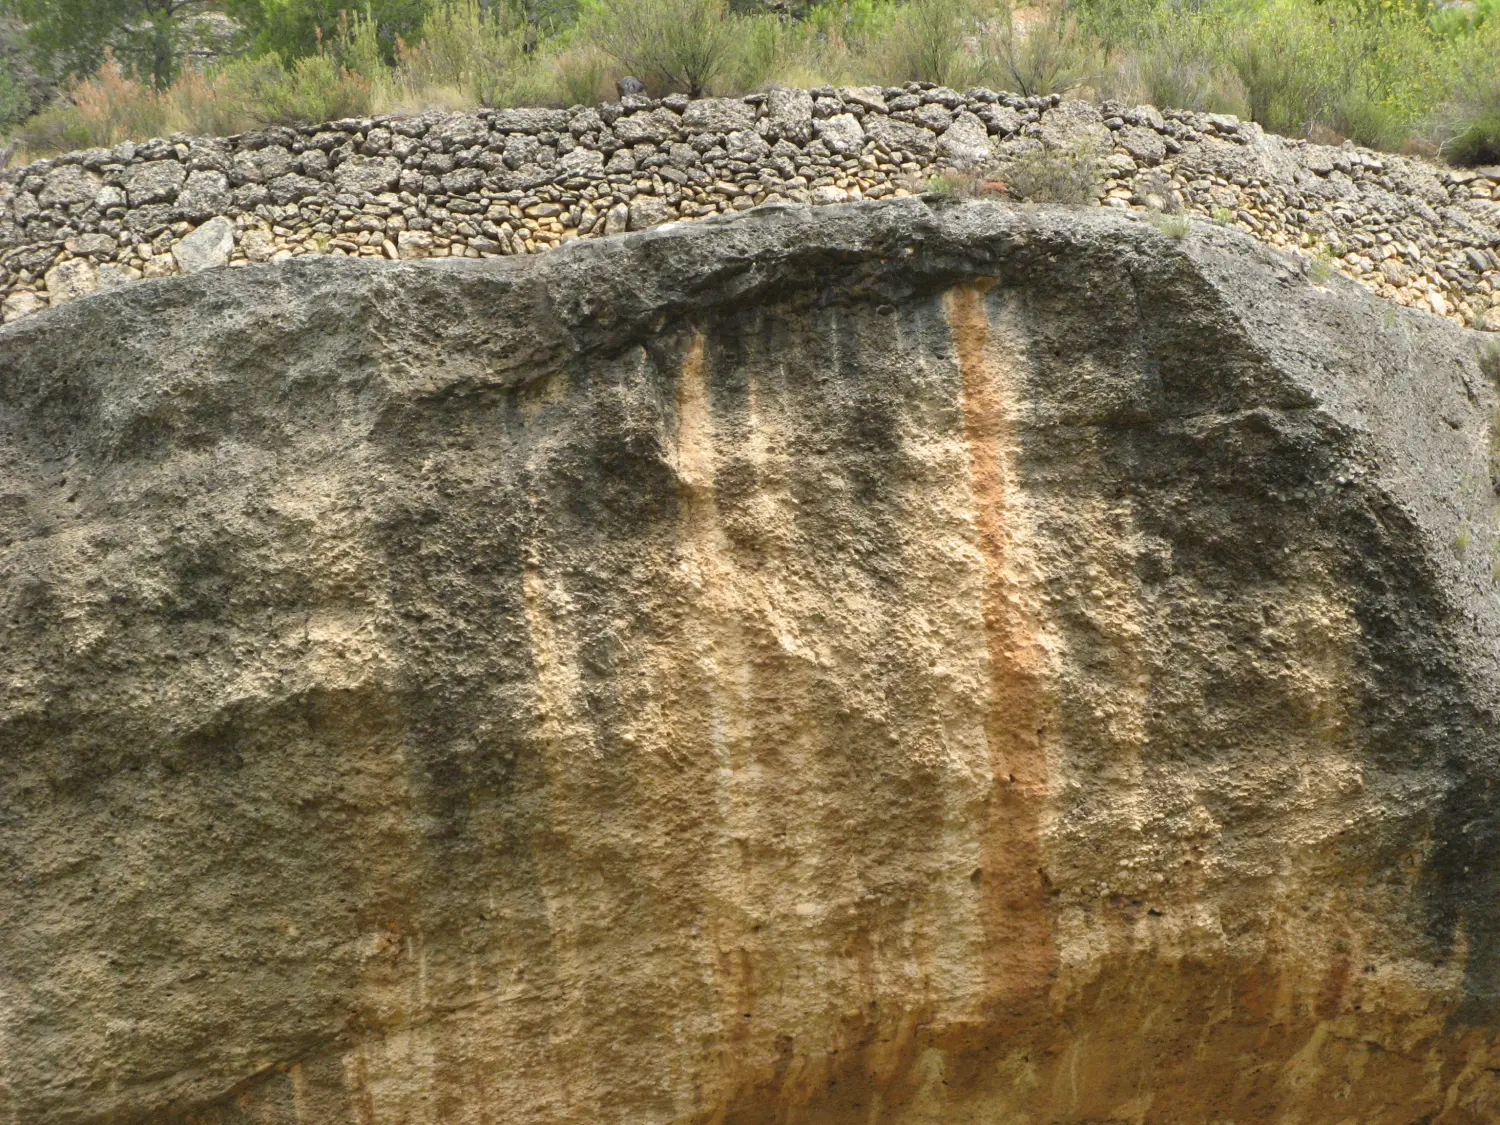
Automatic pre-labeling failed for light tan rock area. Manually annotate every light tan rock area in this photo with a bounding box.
[1,86,1498,330]
[2,200,1500,1124]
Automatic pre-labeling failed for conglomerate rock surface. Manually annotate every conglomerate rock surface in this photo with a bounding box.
[1,199,1499,1124]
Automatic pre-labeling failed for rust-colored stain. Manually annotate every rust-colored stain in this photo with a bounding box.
[943,282,1057,1013]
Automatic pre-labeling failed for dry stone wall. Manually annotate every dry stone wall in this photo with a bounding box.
[2,83,1498,330]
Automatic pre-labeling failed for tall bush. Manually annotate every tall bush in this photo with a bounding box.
[398,0,529,103]
[0,52,27,132]
[216,52,373,123]
[225,0,431,62]
[1222,0,1332,135]
[878,0,989,86]
[1094,2,1243,113]
[984,10,1100,97]
[588,0,736,95]
[1438,21,1500,164]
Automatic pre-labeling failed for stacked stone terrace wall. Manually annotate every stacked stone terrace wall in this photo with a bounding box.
[1,84,1498,330]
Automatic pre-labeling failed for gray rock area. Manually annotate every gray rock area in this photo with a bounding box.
[171,215,235,273]
[0,85,1496,330]
[0,199,1498,1123]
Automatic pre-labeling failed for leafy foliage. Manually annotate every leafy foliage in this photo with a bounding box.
[1438,21,1500,164]
[217,51,373,121]
[586,0,737,96]
[881,0,987,87]
[0,52,27,132]
[223,0,430,63]
[985,10,1100,96]
[0,0,213,88]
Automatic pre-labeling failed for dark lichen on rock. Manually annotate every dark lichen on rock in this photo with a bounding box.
[0,198,1498,1124]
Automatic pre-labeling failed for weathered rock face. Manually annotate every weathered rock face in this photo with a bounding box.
[1,200,1498,1124]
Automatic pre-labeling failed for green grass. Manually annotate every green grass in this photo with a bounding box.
[924,169,986,199]
[1479,340,1500,386]
[1148,211,1190,237]
[1309,246,1337,285]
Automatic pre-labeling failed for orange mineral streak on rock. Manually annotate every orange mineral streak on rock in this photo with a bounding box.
[14,206,1500,1125]
[943,282,1058,1015]
[670,330,773,1119]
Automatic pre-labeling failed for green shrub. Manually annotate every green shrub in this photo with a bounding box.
[1223,0,1331,135]
[225,0,431,63]
[1100,6,1245,113]
[1079,0,1459,149]
[1438,23,1500,164]
[398,0,529,105]
[1323,5,1446,150]
[1209,0,1439,147]
[551,41,619,105]
[1003,143,1101,203]
[983,11,1101,97]
[587,0,737,96]
[1148,211,1191,237]
[924,168,986,197]
[13,101,92,152]
[761,0,900,88]
[13,56,175,151]
[216,53,373,124]
[336,6,389,78]
[721,10,806,90]
[1430,0,1500,37]
[0,54,27,133]
[163,62,259,136]
[879,0,989,87]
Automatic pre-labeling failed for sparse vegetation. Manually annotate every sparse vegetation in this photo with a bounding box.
[1309,245,1337,285]
[1455,522,1472,557]
[1135,169,1179,211]
[1437,23,1500,165]
[1479,340,1500,387]
[987,10,1101,97]
[1002,142,1102,203]
[588,0,736,99]
[924,169,983,198]
[880,0,986,88]
[12,48,374,150]
[0,53,26,133]
[1,0,1498,164]
[1148,210,1190,237]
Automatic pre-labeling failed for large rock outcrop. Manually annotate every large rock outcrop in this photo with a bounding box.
[1,199,1498,1124]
